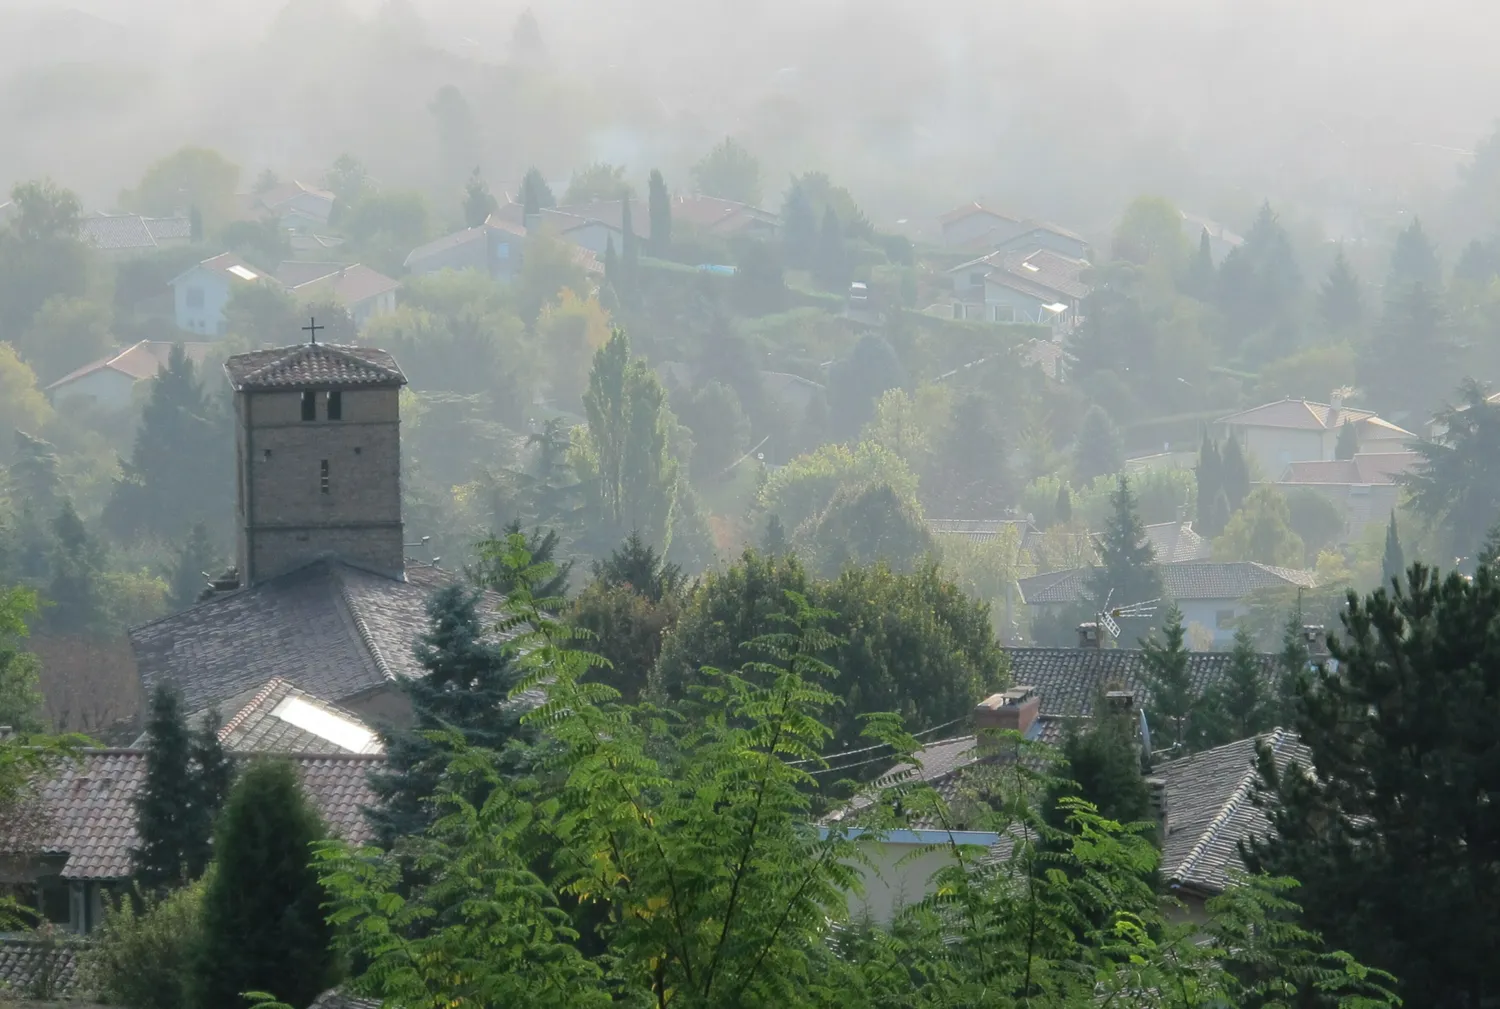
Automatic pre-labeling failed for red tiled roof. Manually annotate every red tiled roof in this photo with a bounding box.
[45,340,216,391]
[223,343,405,390]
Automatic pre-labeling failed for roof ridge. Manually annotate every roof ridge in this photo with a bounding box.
[1171,729,1292,884]
[332,565,398,684]
[217,677,287,742]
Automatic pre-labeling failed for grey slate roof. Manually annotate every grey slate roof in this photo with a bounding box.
[1003,646,1279,718]
[0,749,382,880]
[309,988,383,1009]
[1156,728,1307,894]
[79,213,156,251]
[131,559,451,716]
[0,935,83,998]
[224,342,406,391]
[1017,561,1317,604]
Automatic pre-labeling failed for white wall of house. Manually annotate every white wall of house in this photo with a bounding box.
[837,828,1000,924]
[562,221,621,256]
[1176,599,1253,647]
[172,267,234,336]
[48,369,137,410]
[983,281,1072,326]
[349,290,397,329]
[1226,425,1327,479]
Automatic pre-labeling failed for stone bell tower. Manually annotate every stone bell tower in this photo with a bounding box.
[224,331,407,584]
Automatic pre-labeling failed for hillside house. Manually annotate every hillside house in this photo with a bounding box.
[1277,451,1421,541]
[946,248,1090,330]
[169,252,271,336]
[45,340,216,409]
[938,202,1027,250]
[1217,397,1414,478]
[252,181,336,232]
[275,261,400,329]
[78,213,191,258]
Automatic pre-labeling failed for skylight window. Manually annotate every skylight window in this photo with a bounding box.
[271,695,382,753]
[227,264,259,281]
[1022,262,1040,272]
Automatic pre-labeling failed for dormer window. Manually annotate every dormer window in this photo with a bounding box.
[301,390,315,421]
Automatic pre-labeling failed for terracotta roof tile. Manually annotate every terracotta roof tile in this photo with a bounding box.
[223,343,405,390]
[0,935,83,997]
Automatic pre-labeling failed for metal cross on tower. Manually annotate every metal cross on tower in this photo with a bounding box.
[302,317,324,344]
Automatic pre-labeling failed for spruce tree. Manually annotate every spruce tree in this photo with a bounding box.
[1139,605,1199,754]
[1362,281,1457,421]
[647,168,671,255]
[366,584,532,846]
[188,710,233,868]
[1275,610,1312,723]
[461,167,498,228]
[133,684,199,889]
[1209,626,1275,744]
[472,519,572,599]
[1047,690,1149,832]
[45,500,107,635]
[1086,476,1164,615]
[1386,217,1441,294]
[621,196,640,292]
[1335,420,1360,460]
[519,166,554,216]
[1195,433,1223,535]
[191,760,335,1009]
[1054,482,1073,526]
[1381,512,1405,589]
[1221,434,1251,513]
[781,181,817,270]
[1319,248,1363,331]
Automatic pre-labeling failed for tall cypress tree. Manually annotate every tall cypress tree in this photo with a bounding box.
[1335,420,1360,460]
[781,181,817,270]
[519,166,554,216]
[603,234,618,289]
[1221,434,1251,513]
[366,584,532,846]
[168,523,219,612]
[647,168,671,255]
[191,760,335,1009]
[621,196,640,292]
[133,683,197,889]
[45,501,108,636]
[1195,432,1223,535]
[1381,512,1405,589]
[1054,482,1073,526]
[1184,229,1216,300]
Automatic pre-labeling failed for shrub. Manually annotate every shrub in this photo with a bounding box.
[79,880,204,1009]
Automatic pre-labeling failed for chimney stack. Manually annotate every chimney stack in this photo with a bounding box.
[1104,689,1136,715]
[974,686,1041,751]
[1077,622,1102,649]
[1302,624,1328,659]
[1146,776,1169,838]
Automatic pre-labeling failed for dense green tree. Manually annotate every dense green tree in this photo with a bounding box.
[927,393,1012,518]
[1284,487,1346,562]
[1245,563,1500,1008]
[429,86,480,197]
[0,179,93,342]
[1381,512,1405,588]
[646,168,671,253]
[1386,217,1442,293]
[167,524,219,612]
[1183,228,1217,299]
[322,153,371,208]
[1111,195,1187,267]
[1275,610,1313,721]
[192,760,335,1009]
[1453,238,1498,285]
[461,167,498,227]
[563,162,630,204]
[1140,606,1210,754]
[1214,486,1305,567]
[18,295,112,385]
[1086,476,1164,615]
[44,501,108,636]
[1221,434,1252,512]
[690,136,763,205]
[1047,691,1149,831]
[1361,281,1457,421]
[579,330,680,553]
[0,586,43,733]
[1054,482,1073,526]
[729,237,787,315]
[342,190,431,252]
[567,533,685,703]
[653,551,1005,756]
[761,513,788,555]
[1205,626,1276,745]
[471,520,571,600]
[827,334,905,442]
[1319,247,1363,331]
[1216,202,1303,346]
[1195,432,1224,535]
[1073,404,1124,484]
[508,418,583,533]
[813,206,849,291]
[800,482,933,577]
[781,181,818,270]
[121,147,239,229]
[620,197,640,293]
[104,346,228,543]
[222,282,299,345]
[509,7,547,62]
[1405,379,1500,562]
[134,684,224,889]
[519,166,555,216]
[590,532,684,604]
[675,380,750,479]
[367,584,532,846]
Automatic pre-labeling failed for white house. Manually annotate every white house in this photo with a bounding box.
[275,261,400,330]
[254,181,336,231]
[938,202,1027,250]
[45,340,217,410]
[169,252,270,336]
[1216,396,1414,479]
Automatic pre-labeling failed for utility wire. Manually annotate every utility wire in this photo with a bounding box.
[788,716,969,770]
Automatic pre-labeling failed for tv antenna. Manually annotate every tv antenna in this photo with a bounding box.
[1082,590,1161,647]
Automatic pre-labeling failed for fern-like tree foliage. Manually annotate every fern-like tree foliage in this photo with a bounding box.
[314,533,1399,1009]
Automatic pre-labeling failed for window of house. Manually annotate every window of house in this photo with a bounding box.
[1215,609,1237,629]
[993,304,1014,323]
[36,877,70,925]
[320,459,330,494]
[186,286,204,309]
[952,302,963,320]
[301,390,316,421]
[969,272,985,287]
[327,390,342,421]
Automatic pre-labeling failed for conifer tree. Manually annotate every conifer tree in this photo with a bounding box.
[188,711,233,871]
[620,196,639,292]
[1208,626,1275,744]
[191,760,335,1009]
[1361,281,1457,421]
[647,168,671,255]
[1335,420,1360,460]
[1381,512,1405,589]
[45,501,107,635]
[781,181,818,270]
[133,684,199,889]
[1047,690,1149,831]
[930,393,1012,518]
[603,234,618,288]
[761,513,788,555]
[1319,247,1363,331]
[519,166,554,216]
[1207,489,1232,541]
[1386,217,1442,294]
[814,206,848,290]
[1195,432,1224,534]
[472,519,571,599]
[1140,605,1200,754]
[1074,404,1124,484]
[1221,434,1251,513]
[1086,476,1163,615]
[1275,610,1312,722]
[1184,229,1216,299]
[1054,482,1073,526]
[461,167,498,228]
[366,584,532,846]
[168,523,219,612]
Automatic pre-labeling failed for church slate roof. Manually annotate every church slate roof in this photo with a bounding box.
[130,559,453,717]
[224,343,406,391]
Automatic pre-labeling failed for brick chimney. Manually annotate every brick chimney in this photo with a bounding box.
[974,686,1041,750]
[1077,622,1102,649]
[1146,776,1169,838]
[1104,689,1136,715]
